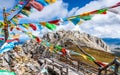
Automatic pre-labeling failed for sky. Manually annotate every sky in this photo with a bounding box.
[0,0,120,39]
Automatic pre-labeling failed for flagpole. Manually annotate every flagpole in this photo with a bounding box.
[3,7,9,41]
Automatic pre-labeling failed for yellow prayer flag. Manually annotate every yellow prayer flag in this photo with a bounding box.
[49,45,54,52]
[80,12,90,16]
[13,18,18,24]
[12,34,20,39]
[81,54,87,60]
[45,0,56,4]
[40,22,46,27]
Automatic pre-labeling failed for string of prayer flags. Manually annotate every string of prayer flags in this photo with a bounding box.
[22,24,30,29]
[0,70,16,75]
[40,22,56,30]
[0,39,19,54]
[31,35,41,43]
[8,0,27,15]
[18,23,37,31]
[15,26,41,43]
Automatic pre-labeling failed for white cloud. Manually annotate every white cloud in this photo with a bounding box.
[74,0,120,38]
[24,0,120,38]
[0,0,16,20]
[22,0,69,22]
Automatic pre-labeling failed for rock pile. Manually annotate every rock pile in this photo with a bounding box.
[0,40,45,75]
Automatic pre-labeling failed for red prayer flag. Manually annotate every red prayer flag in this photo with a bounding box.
[35,37,41,43]
[0,38,4,40]
[6,38,19,43]
[19,1,24,5]
[48,20,60,25]
[30,0,44,11]
[29,23,37,31]
[10,27,14,31]
[61,48,67,56]
[96,61,107,67]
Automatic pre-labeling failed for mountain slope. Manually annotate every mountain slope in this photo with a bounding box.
[43,30,110,52]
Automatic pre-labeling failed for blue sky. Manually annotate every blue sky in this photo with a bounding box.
[0,0,93,20]
[63,0,93,10]
[0,0,120,39]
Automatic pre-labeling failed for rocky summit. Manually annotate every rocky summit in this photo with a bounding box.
[43,30,110,52]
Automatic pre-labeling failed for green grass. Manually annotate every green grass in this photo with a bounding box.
[67,44,120,68]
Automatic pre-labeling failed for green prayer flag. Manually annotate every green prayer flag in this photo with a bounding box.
[21,9,30,16]
[80,15,92,21]
[15,5,19,9]
[22,24,29,29]
[87,55,96,61]
[97,9,107,14]
[0,22,3,28]
[55,45,62,51]
[46,23,56,30]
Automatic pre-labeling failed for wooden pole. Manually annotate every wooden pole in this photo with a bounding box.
[3,7,9,41]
